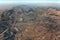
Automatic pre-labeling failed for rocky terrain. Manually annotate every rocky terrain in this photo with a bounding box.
[0,4,60,40]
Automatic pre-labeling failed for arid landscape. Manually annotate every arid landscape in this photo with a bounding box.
[0,4,60,40]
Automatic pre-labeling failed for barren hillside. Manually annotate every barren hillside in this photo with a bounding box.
[0,4,60,40]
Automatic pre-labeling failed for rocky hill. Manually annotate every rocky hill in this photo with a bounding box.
[0,4,60,40]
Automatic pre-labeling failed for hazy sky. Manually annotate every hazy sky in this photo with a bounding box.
[0,0,60,3]
[0,0,59,1]
[0,0,59,10]
[0,0,59,7]
[0,0,59,5]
